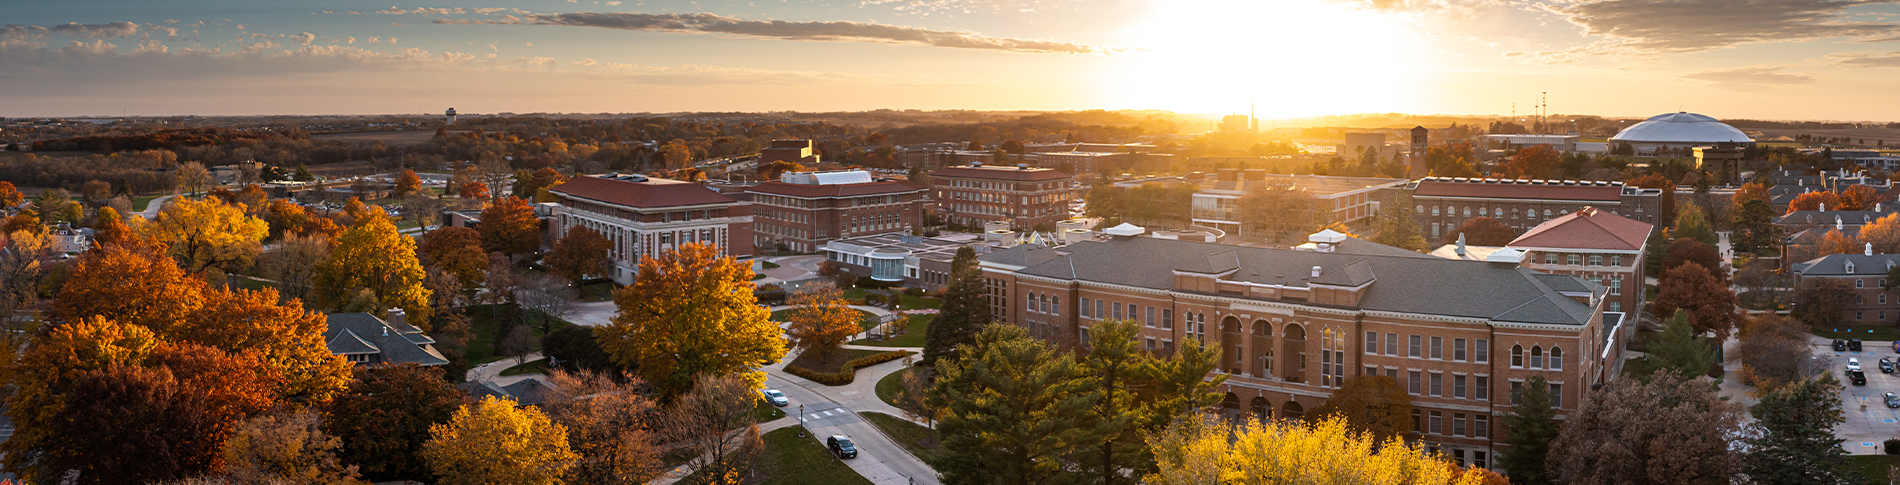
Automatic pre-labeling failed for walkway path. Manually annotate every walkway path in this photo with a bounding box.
[138,195,174,219]
[466,351,543,383]
[758,348,939,485]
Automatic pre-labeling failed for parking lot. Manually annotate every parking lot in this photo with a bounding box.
[1821,336,1900,454]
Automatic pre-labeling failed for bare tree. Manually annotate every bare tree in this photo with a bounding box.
[478,157,513,200]
[178,161,214,195]
[544,370,663,485]
[1548,372,1746,485]
[660,374,762,483]
[257,235,331,303]
[517,274,577,334]
[898,366,938,428]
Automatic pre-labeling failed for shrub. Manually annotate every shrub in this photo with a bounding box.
[1887,438,1900,455]
[856,276,900,289]
[762,261,781,269]
[783,350,914,386]
[903,287,925,297]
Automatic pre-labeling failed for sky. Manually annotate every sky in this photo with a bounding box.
[6,0,1900,121]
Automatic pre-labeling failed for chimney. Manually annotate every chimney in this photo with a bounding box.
[1455,233,1468,256]
[388,308,407,330]
[1868,243,1876,256]
[1311,265,1322,278]
[1837,216,1844,231]
[1820,202,1826,212]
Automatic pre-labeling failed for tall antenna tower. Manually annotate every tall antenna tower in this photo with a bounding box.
[1540,92,1548,134]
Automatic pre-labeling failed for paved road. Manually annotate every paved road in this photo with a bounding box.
[763,356,940,485]
[138,195,174,219]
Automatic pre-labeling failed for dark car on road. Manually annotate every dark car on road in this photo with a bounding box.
[1851,370,1868,386]
[1887,393,1900,408]
[1852,339,1865,352]
[1883,358,1895,374]
[827,435,858,459]
[1837,339,1849,351]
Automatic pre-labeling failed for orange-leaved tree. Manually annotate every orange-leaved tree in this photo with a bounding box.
[312,206,433,329]
[1786,191,1843,214]
[1652,262,1740,340]
[91,206,135,249]
[1840,184,1879,211]
[784,284,864,364]
[458,181,489,200]
[419,226,489,289]
[136,196,269,274]
[597,242,785,400]
[545,226,613,289]
[1818,229,1858,257]
[479,196,542,259]
[396,169,424,198]
[1731,182,1768,207]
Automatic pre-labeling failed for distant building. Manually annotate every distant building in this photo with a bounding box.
[1340,133,1399,161]
[760,139,821,166]
[1409,126,1429,178]
[1221,114,1256,134]
[1792,248,1900,324]
[323,310,448,367]
[445,108,457,125]
[1484,134,1579,152]
[1608,112,1753,157]
[746,169,928,253]
[1187,171,1405,236]
[931,164,1076,230]
[1407,177,1663,242]
[547,173,755,284]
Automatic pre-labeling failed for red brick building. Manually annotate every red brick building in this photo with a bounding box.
[1408,177,1663,242]
[931,163,1076,230]
[746,170,928,253]
[547,174,754,284]
[980,233,1618,468]
[1792,248,1900,324]
[1432,207,1653,314]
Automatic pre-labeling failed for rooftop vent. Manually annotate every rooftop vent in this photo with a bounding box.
[1017,164,1029,170]
[1310,266,1322,277]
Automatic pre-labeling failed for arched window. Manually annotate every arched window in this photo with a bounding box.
[1530,346,1545,369]
[1511,345,1524,368]
[1550,347,1563,371]
[1027,293,1038,313]
[1416,205,1425,214]
[1479,207,1488,217]
[1543,209,1552,218]
[1039,294,1050,313]
[1051,296,1060,316]
[1432,205,1440,216]
[1463,207,1472,217]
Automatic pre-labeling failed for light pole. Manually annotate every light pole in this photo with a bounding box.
[798,404,806,437]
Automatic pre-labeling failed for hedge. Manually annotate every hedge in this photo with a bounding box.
[784,350,914,386]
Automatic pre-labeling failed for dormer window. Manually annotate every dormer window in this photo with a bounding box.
[1848,262,1857,274]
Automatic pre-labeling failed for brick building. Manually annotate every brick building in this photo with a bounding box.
[1430,207,1653,314]
[1792,248,1900,324]
[746,170,928,253]
[980,233,1618,468]
[1407,177,1663,242]
[931,163,1076,230]
[1188,171,1405,236]
[760,139,821,166]
[547,174,754,284]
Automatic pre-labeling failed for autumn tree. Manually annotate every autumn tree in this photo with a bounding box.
[659,374,763,484]
[256,235,331,302]
[264,199,342,240]
[1651,262,1739,340]
[480,196,542,258]
[1662,237,1726,284]
[543,370,662,485]
[1859,213,1900,253]
[1497,376,1559,485]
[1732,181,1769,207]
[53,243,208,332]
[546,226,613,288]
[0,180,23,209]
[1840,184,1878,211]
[1817,229,1857,256]
[1547,372,1745,485]
[784,284,864,364]
[179,161,215,194]
[312,207,433,328]
[1445,216,1516,246]
[1787,191,1842,213]
[1310,375,1416,443]
[928,324,1091,485]
[757,160,805,181]
[596,242,785,399]
[137,197,269,274]
[1671,203,1717,246]
[92,206,134,248]
[190,286,355,402]
[925,263,990,367]
[0,230,48,349]
[1369,193,1428,252]
[1503,144,1561,180]
[395,169,424,198]
[1144,414,1474,485]
[418,226,488,288]
[1731,199,1778,254]
[1745,374,1856,485]
[458,180,490,199]
[422,395,579,485]
[323,364,468,482]
[2,316,161,480]
[1793,277,1853,327]
[219,410,365,485]
[1737,315,1820,388]
[511,167,568,199]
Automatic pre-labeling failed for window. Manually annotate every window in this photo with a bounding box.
[1885,294,1890,305]
[1366,365,1379,376]
[1080,327,1091,348]
[1531,346,1545,369]
[1454,338,1467,361]
[1611,255,1622,266]
[1454,375,1467,399]
[1474,415,1489,439]
[1567,254,1580,266]
[1081,298,1092,318]
[1409,335,1422,357]
[1589,254,1602,266]
[1366,331,1379,354]
[1511,345,1524,367]
[1027,293,1037,313]
[1162,309,1173,329]
[1454,413,1467,436]
[1429,411,1442,434]
[1409,371,1421,394]
[1510,381,1523,405]
[1550,347,1564,371]
[1476,376,1489,401]
[1113,302,1124,320]
[1430,337,1443,359]
[1476,339,1489,363]
[1051,297,1060,316]
[1858,279,1866,289]
[1544,253,1557,264]
[1386,333,1399,355]
[1551,383,1563,408]
[1146,338,1155,351]
[1386,368,1398,380]
[1144,307,1154,327]
[1430,372,1443,397]
[1413,409,1422,431]
[1611,276,1623,295]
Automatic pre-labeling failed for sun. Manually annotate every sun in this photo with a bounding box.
[1104,0,1426,119]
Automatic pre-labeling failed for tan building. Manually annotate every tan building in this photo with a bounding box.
[547,174,754,284]
[980,231,1618,468]
[931,164,1076,230]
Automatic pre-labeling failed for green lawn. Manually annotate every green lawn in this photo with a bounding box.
[228,275,280,293]
[684,426,871,485]
[1847,454,1900,484]
[853,315,931,347]
[464,304,571,365]
[771,308,880,331]
[842,289,941,310]
[875,367,909,408]
[756,399,788,423]
[577,281,616,302]
[499,359,550,376]
[132,194,163,213]
[861,412,945,464]
[1814,325,1900,342]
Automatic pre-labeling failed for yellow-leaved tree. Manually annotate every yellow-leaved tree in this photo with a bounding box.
[784,283,863,365]
[597,242,785,400]
[137,196,269,274]
[421,395,579,485]
[1145,415,1490,485]
[312,206,433,329]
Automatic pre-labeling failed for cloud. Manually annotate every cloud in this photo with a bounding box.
[1532,0,1900,60]
[1679,66,1817,90]
[292,32,315,46]
[432,11,1119,54]
[1,21,140,41]
[1830,50,1900,67]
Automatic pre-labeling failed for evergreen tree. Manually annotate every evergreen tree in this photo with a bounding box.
[1368,193,1428,252]
[1745,375,1856,485]
[1499,375,1559,485]
[1077,319,1149,485]
[924,265,989,367]
[1643,310,1719,381]
[927,325,1089,485]
[1673,203,1718,247]
[1731,199,1777,254]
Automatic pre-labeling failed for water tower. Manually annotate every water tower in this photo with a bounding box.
[445,108,457,125]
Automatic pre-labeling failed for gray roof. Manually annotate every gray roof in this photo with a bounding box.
[1792,253,1900,277]
[991,237,1598,326]
[323,313,449,366]
[1776,210,1894,226]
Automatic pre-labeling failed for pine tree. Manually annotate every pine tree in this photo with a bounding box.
[1369,193,1428,252]
[1643,310,1719,380]
[1077,319,1148,485]
[1745,375,1856,485]
[924,265,989,367]
[927,325,1089,485]
[1499,376,1559,485]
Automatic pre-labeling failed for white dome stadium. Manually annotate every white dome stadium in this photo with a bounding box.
[1609,112,1752,144]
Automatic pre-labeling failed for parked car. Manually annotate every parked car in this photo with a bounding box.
[762,389,789,407]
[1836,339,1849,351]
[1848,357,1863,371]
[1852,370,1868,385]
[1893,340,1899,353]
[1852,339,1865,352]
[827,435,858,459]
[1888,393,1900,408]
[1883,358,1895,373]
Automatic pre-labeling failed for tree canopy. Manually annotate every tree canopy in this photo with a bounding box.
[312,207,433,328]
[422,395,579,485]
[596,242,785,399]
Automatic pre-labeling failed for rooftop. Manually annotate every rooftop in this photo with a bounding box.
[1609,112,1752,144]
[1196,174,1405,197]
[1410,177,1635,202]
[933,164,1073,182]
[323,312,448,367]
[550,174,738,209]
[1509,206,1654,252]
